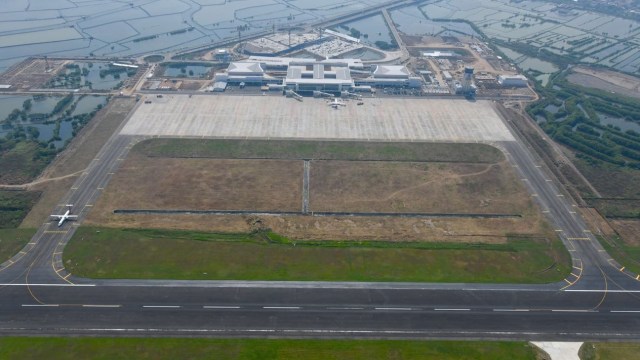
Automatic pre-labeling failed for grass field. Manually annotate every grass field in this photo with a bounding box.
[136,138,504,163]
[64,227,570,283]
[0,190,40,228]
[580,342,640,360]
[0,338,542,360]
[596,235,640,275]
[0,228,36,263]
[0,141,54,184]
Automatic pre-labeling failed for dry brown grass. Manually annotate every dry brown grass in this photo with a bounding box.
[90,154,302,213]
[87,155,550,243]
[609,220,640,247]
[579,207,617,238]
[84,213,548,244]
[310,160,530,214]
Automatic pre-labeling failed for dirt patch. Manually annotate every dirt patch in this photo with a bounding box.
[0,58,68,90]
[569,66,640,99]
[21,97,137,228]
[89,155,303,213]
[579,207,617,237]
[310,160,531,215]
[610,220,640,247]
[84,213,548,244]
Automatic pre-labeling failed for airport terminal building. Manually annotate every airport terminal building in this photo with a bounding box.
[215,57,422,93]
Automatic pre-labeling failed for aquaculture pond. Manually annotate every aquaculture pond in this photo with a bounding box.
[390,6,479,37]
[496,46,559,85]
[597,113,640,133]
[0,94,108,148]
[163,65,212,78]
[46,62,135,90]
[335,14,395,49]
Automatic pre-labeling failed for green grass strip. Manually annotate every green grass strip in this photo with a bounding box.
[596,235,640,275]
[64,227,569,283]
[580,342,640,360]
[135,139,504,163]
[0,228,36,263]
[0,337,541,360]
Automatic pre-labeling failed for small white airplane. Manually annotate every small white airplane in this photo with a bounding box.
[50,205,77,227]
[327,98,347,109]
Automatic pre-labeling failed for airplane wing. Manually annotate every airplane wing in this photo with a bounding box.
[67,215,78,219]
[50,215,63,219]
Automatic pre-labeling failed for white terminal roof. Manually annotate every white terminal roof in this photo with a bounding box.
[373,65,410,78]
[498,74,528,80]
[228,62,265,75]
[248,56,364,69]
[423,51,456,57]
[285,62,354,85]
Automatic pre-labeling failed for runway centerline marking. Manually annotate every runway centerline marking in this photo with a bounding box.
[263,306,301,310]
[21,304,59,307]
[82,304,121,308]
[143,305,181,308]
[326,307,364,310]
[374,307,413,311]
[434,308,470,311]
[203,306,240,309]
[493,309,529,312]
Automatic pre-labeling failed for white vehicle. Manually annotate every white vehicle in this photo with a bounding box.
[327,98,346,109]
[50,205,77,227]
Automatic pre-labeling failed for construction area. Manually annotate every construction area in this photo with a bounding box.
[121,95,515,142]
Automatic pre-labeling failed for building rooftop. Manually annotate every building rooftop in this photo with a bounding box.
[228,62,264,74]
[248,56,364,69]
[373,65,410,78]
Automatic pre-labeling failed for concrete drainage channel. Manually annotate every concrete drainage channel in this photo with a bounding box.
[113,209,521,219]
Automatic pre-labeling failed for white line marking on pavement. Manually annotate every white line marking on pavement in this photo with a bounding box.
[203,306,241,309]
[493,309,530,312]
[82,305,121,308]
[434,308,470,311]
[22,304,59,307]
[374,307,413,311]
[326,307,364,310]
[1,284,95,287]
[564,290,640,293]
[610,310,640,313]
[551,309,593,312]
[143,305,181,308]
[263,306,301,310]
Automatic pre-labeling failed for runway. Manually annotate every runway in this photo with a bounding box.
[1,95,639,340]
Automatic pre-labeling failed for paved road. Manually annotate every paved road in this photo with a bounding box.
[1,97,639,339]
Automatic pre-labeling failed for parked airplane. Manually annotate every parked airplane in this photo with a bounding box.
[50,205,77,227]
[327,98,347,109]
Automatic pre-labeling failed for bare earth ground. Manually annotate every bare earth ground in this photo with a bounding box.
[87,156,549,243]
[568,66,640,100]
[579,207,617,238]
[21,98,137,228]
[609,220,640,247]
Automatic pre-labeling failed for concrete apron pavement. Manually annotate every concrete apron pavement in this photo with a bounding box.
[532,342,583,360]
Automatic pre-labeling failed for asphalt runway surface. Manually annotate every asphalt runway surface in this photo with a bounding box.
[1,96,640,340]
